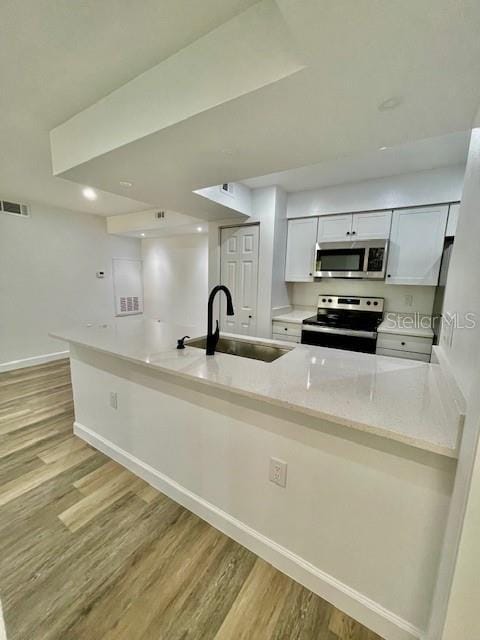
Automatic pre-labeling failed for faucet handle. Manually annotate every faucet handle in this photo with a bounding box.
[176,335,191,350]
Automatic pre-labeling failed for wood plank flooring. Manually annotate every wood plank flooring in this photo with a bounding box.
[0,359,384,640]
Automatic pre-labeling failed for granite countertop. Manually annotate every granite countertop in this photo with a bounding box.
[378,312,435,338]
[51,318,462,458]
[272,308,316,324]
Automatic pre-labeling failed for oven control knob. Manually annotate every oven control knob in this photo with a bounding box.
[366,300,371,305]
[328,298,332,303]
[373,301,378,306]
[322,298,327,302]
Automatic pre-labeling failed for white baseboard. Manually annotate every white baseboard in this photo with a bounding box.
[75,421,423,640]
[0,350,69,373]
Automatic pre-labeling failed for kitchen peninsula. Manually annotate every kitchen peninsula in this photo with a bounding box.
[52,318,463,640]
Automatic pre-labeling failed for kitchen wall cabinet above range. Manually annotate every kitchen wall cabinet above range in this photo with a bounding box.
[285,217,318,282]
[385,205,448,286]
[317,210,392,242]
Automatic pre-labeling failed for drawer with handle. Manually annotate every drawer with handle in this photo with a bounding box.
[272,321,302,338]
[377,333,433,355]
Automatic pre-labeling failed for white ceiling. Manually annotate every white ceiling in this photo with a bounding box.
[50,0,480,219]
[2,0,480,219]
[241,131,470,192]
[0,0,258,215]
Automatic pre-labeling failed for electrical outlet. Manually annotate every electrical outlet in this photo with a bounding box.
[269,458,287,488]
[404,294,413,307]
[109,392,118,410]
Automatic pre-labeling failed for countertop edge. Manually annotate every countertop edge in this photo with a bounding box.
[55,333,459,460]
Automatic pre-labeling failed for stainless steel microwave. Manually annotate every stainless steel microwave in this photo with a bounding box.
[314,239,388,279]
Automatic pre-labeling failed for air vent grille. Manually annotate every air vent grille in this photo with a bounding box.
[1,199,30,217]
[155,210,165,220]
[119,296,140,314]
[220,183,234,198]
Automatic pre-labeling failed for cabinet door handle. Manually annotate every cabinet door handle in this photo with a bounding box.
[309,272,313,276]
[352,230,356,235]
[401,341,406,346]
[387,274,391,278]
[346,231,350,235]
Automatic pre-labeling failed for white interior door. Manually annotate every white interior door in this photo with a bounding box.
[220,225,259,335]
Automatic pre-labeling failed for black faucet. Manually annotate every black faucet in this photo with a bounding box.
[206,285,234,355]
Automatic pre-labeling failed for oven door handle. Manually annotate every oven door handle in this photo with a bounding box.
[301,325,377,339]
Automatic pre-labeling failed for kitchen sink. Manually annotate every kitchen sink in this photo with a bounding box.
[186,336,292,363]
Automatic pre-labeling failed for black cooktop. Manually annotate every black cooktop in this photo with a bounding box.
[303,309,383,332]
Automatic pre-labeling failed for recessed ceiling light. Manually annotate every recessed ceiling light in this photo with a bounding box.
[82,187,97,201]
[119,180,133,188]
[196,226,203,232]
[140,233,145,237]
[379,146,388,151]
[378,96,402,111]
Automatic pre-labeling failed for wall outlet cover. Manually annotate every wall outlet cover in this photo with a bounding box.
[109,391,118,410]
[269,457,287,488]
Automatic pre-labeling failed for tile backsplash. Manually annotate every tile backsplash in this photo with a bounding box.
[291,281,436,314]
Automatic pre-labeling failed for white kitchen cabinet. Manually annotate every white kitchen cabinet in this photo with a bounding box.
[285,217,318,282]
[317,214,352,242]
[317,210,392,242]
[385,205,448,285]
[446,203,460,237]
[272,321,302,343]
[352,210,391,240]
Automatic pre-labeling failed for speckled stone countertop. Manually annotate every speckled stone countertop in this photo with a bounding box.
[272,308,316,324]
[51,318,463,458]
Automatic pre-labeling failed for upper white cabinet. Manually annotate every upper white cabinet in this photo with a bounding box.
[317,214,352,242]
[446,203,460,237]
[386,205,448,285]
[352,210,391,240]
[285,217,318,281]
[317,210,391,242]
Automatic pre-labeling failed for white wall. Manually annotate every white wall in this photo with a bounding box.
[429,124,480,639]
[208,186,289,338]
[292,281,436,315]
[287,166,464,219]
[142,234,208,326]
[0,202,140,369]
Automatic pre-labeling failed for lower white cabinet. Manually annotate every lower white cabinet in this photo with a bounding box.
[386,205,448,285]
[376,333,433,362]
[272,321,302,343]
[376,348,431,362]
[285,218,318,282]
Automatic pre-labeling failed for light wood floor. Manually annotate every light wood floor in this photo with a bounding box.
[0,359,383,640]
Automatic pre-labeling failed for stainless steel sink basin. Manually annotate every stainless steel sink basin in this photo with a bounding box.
[186,336,292,363]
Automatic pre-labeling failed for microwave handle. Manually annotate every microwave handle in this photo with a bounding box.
[363,247,370,273]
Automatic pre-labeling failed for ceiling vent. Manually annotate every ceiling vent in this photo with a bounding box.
[1,199,30,217]
[220,183,234,198]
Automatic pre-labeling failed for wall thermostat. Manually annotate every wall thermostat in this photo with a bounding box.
[96,271,105,279]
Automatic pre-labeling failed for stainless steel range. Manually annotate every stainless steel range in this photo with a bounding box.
[301,295,384,354]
